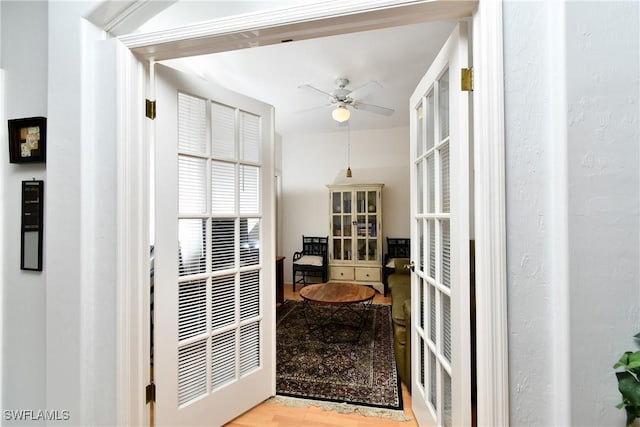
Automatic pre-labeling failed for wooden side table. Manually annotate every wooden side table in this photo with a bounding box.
[276,256,285,304]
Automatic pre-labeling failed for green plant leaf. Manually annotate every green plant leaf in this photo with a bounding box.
[627,353,640,371]
[634,332,640,339]
[615,352,640,371]
[616,352,634,369]
[625,406,640,427]
[617,372,640,407]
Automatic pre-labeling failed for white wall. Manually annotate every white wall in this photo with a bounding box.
[2,1,117,425]
[1,1,48,421]
[566,2,639,425]
[503,1,640,426]
[281,126,410,283]
[46,2,117,425]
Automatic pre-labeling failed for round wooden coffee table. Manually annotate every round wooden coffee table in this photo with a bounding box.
[299,282,375,343]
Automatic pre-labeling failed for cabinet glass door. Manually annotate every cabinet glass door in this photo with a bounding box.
[355,190,378,262]
[332,190,352,261]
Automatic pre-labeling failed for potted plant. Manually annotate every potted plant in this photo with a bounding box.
[614,333,640,426]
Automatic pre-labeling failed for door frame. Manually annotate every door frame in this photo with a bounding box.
[108,1,508,426]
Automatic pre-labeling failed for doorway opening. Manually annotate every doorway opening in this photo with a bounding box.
[105,1,507,426]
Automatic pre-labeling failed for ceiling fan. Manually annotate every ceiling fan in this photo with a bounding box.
[298,78,395,123]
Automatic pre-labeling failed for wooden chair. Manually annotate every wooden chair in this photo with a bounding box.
[383,237,411,296]
[292,236,328,291]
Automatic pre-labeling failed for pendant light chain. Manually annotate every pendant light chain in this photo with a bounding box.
[346,124,352,178]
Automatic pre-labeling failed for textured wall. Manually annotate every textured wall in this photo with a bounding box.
[504,1,640,426]
[566,2,640,425]
[1,1,48,420]
[503,2,555,424]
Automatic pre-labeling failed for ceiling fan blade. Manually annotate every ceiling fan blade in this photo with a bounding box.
[348,81,382,99]
[298,84,335,101]
[352,102,394,116]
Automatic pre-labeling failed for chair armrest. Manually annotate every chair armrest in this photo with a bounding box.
[293,251,304,262]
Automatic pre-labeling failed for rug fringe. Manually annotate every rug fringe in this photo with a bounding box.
[270,395,411,422]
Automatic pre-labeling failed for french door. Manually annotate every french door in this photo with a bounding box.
[409,23,471,426]
[154,64,275,426]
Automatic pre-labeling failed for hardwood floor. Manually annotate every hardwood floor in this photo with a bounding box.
[225,283,418,427]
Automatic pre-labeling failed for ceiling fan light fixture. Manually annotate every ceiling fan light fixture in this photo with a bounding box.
[332,106,350,123]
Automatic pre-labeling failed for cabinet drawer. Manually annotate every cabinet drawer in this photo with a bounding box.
[355,267,380,282]
[331,266,354,281]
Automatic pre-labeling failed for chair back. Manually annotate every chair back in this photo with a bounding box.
[302,236,328,261]
[386,237,410,258]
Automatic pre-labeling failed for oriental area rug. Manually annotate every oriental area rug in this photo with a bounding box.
[276,299,402,411]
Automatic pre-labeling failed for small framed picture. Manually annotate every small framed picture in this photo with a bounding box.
[8,116,47,164]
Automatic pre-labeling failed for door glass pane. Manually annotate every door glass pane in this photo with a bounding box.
[419,277,425,329]
[179,156,207,215]
[240,218,260,267]
[211,102,236,160]
[178,279,207,340]
[240,270,260,320]
[178,93,207,155]
[441,143,450,213]
[179,219,206,276]
[429,350,437,410]
[427,154,435,214]
[417,159,424,214]
[439,70,450,140]
[239,165,259,215]
[443,368,452,427]
[211,275,235,330]
[211,219,235,271]
[429,285,436,342]
[419,337,426,389]
[211,161,235,215]
[416,103,424,158]
[441,220,450,288]
[211,330,236,389]
[240,111,260,163]
[178,340,207,406]
[426,90,435,151]
[240,322,260,374]
[418,219,424,272]
[442,293,451,362]
[429,219,436,279]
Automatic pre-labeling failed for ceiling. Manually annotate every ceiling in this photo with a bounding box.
[119,1,456,136]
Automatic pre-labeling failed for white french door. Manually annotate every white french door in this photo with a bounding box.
[154,64,275,426]
[409,23,471,426]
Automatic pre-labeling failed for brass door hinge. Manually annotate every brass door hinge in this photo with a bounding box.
[146,99,156,120]
[461,67,474,92]
[145,382,156,403]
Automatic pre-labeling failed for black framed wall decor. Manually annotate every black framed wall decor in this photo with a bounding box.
[8,116,47,163]
[21,180,44,271]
